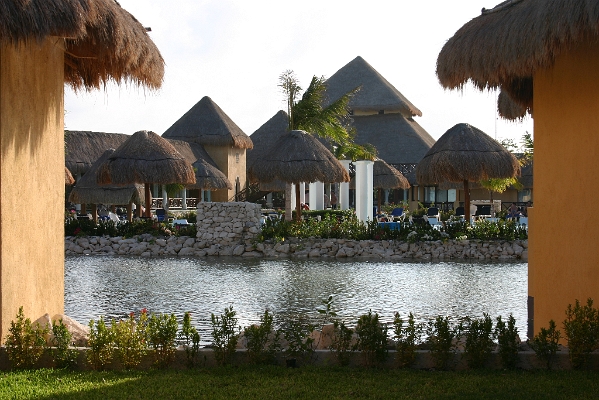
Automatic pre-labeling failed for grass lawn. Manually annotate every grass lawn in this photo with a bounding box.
[0,367,598,399]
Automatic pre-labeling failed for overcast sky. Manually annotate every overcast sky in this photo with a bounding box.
[64,0,533,146]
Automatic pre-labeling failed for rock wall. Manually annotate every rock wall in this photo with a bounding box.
[65,202,528,260]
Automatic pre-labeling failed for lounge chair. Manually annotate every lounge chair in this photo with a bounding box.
[390,208,404,221]
[155,208,166,222]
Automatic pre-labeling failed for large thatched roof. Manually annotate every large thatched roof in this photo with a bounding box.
[96,130,196,185]
[325,56,422,117]
[0,0,164,90]
[437,0,599,112]
[65,130,129,175]
[248,130,350,185]
[163,96,253,149]
[416,123,521,184]
[168,140,232,190]
[69,149,144,205]
[247,110,289,170]
[351,159,410,190]
[351,113,435,164]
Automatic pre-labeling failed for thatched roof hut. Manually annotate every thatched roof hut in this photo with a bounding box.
[436,0,599,113]
[0,0,164,90]
[69,149,144,205]
[246,110,289,171]
[65,167,75,186]
[163,96,253,149]
[325,56,422,117]
[416,123,520,217]
[65,131,129,175]
[248,130,349,185]
[97,130,195,217]
[97,131,195,185]
[168,140,232,190]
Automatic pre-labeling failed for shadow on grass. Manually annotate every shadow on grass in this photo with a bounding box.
[3,367,599,400]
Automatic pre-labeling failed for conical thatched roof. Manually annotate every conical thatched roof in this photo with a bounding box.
[0,0,164,90]
[247,110,289,170]
[69,149,144,205]
[168,139,232,190]
[248,130,350,185]
[163,96,253,149]
[436,0,599,112]
[65,167,75,186]
[65,131,129,175]
[96,130,196,185]
[351,159,410,190]
[416,123,521,185]
[325,56,422,117]
[497,89,529,120]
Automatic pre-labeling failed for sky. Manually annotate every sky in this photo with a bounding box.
[64,0,533,146]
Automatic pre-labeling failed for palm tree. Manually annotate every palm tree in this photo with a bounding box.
[278,71,376,218]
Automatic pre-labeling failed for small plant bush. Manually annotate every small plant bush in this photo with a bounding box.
[426,316,460,370]
[211,306,241,366]
[354,310,389,367]
[112,310,148,370]
[529,320,561,370]
[563,298,599,369]
[180,312,201,368]
[87,317,114,370]
[463,314,494,369]
[393,312,421,368]
[330,320,354,366]
[147,313,179,368]
[243,310,281,365]
[52,319,78,369]
[495,314,520,369]
[282,318,315,365]
[5,307,48,370]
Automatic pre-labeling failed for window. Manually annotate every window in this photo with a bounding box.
[424,186,436,203]
[235,153,240,163]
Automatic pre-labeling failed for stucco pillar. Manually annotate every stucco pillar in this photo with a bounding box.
[355,160,374,222]
[339,160,351,210]
[309,182,324,210]
[162,188,168,210]
[299,183,306,205]
[182,189,187,210]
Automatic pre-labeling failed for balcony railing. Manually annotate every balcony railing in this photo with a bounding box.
[150,198,198,210]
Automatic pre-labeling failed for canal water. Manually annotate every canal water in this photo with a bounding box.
[65,256,528,343]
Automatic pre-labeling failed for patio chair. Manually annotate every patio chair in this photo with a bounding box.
[390,208,404,221]
[427,207,440,218]
[155,208,166,222]
[428,217,443,230]
[455,207,465,217]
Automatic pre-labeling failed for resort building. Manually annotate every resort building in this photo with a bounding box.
[436,0,597,336]
[324,56,436,210]
[163,96,253,202]
[0,0,163,341]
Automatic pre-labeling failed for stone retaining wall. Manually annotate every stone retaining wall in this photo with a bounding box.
[65,202,527,260]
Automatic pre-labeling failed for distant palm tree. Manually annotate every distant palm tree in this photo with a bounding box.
[279,71,376,160]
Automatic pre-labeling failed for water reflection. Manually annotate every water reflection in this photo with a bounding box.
[65,256,528,344]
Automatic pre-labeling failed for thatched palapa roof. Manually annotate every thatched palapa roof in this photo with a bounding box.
[497,90,528,120]
[351,159,410,190]
[69,149,144,205]
[436,0,599,113]
[96,130,195,185]
[416,123,520,185]
[246,110,289,171]
[163,96,253,149]
[168,140,232,190]
[65,130,129,175]
[65,167,75,185]
[248,130,350,185]
[0,0,164,90]
[325,56,422,117]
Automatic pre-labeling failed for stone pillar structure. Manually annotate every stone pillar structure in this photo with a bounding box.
[355,160,374,222]
[339,160,351,210]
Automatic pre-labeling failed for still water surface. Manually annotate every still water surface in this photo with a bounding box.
[65,256,527,343]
